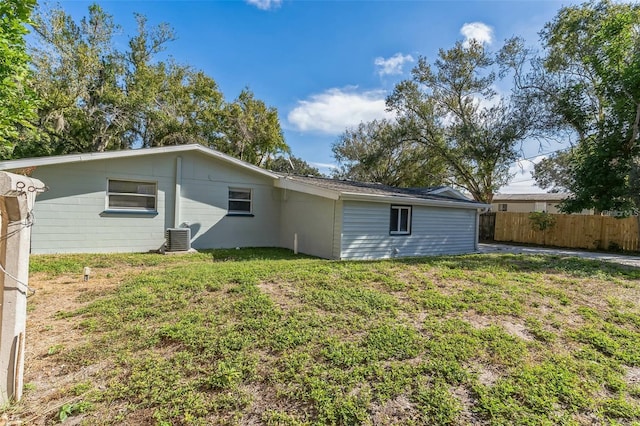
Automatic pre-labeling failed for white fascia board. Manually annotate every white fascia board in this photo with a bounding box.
[0,144,279,179]
[273,178,340,200]
[0,145,201,169]
[340,192,490,210]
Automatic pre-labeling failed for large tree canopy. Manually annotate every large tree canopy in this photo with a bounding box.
[0,0,37,157]
[219,89,289,167]
[332,119,445,187]
[14,3,289,165]
[530,0,640,214]
[382,39,536,203]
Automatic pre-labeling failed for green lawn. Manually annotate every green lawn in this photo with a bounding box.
[12,249,640,424]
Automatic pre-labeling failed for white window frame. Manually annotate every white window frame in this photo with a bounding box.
[228,188,252,215]
[106,178,157,212]
[498,203,508,212]
[390,205,412,235]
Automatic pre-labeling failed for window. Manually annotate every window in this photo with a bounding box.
[107,179,157,211]
[228,188,252,214]
[498,203,508,212]
[390,205,411,235]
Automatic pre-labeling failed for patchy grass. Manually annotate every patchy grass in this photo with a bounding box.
[5,249,640,425]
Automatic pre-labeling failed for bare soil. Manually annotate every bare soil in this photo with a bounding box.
[4,268,136,425]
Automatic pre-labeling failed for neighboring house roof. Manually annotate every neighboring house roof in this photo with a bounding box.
[492,193,569,202]
[0,144,280,179]
[276,175,489,209]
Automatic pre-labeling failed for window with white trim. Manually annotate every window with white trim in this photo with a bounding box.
[390,205,411,235]
[498,203,508,212]
[228,188,252,214]
[107,179,157,211]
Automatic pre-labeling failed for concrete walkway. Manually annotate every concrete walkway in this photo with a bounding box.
[478,243,640,268]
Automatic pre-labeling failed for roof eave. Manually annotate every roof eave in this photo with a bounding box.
[0,144,280,179]
[340,192,489,209]
[273,176,341,200]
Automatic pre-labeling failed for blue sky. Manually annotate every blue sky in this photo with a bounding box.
[53,0,583,193]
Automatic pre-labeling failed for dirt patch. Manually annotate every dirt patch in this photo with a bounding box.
[4,268,144,425]
[467,315,534,342]
[371,394,419,425]
[626,367,640,387]
[452,385,483,425]
[257,280,300,310]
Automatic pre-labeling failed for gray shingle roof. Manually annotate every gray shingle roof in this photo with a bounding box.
[281,175,485,205]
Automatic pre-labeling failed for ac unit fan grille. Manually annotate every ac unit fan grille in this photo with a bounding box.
[166,228,191,252]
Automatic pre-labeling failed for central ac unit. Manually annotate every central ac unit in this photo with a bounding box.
[166,228,191,252]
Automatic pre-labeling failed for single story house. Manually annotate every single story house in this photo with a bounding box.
[0,145,489,260]
[491,193,594,215]
[491,193,567,213]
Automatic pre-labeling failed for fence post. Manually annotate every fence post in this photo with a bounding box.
[0,172,45,404]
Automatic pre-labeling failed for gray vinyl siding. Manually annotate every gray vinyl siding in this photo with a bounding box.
[340,201,477,260]
[279,190,335,259]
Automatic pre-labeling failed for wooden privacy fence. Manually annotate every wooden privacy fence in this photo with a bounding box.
[494,212,640,251]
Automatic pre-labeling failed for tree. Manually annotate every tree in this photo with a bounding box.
[130,63,225,149]
[386,39,536,203]
[332,119,445,187]
[265,155,322,176]
[530,0,640,214]
[17,3,291,167]
[532,150,574,193]
[22,4,139,156]
[218,88,289,166]
[0,0,37,158]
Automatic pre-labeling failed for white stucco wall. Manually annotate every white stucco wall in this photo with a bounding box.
[278,189,336,259]
[340,201,477,260]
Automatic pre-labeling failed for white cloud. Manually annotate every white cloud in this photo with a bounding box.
[287,87,394,134]
[374,53,414,76]
[460,22,494,47]
[245,0,282,10]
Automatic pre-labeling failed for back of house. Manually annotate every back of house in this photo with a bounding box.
[0,145,489,259]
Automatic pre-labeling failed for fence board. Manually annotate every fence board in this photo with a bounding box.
[494,212,639,251]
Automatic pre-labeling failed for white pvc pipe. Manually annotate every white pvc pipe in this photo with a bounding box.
[294,233,298,255]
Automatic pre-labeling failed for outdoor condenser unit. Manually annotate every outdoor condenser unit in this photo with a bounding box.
[165,228,191,252]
